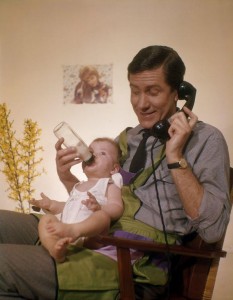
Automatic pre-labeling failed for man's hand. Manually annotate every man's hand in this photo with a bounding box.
[166,107,198,162]
[55,138,81,175]
[55,138,80,192]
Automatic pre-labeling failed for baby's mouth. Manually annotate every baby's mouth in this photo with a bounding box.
[83,155,95,167]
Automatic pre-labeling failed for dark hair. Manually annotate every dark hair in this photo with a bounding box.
[127,45,186,90]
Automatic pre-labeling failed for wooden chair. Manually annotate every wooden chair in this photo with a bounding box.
[97,167,233,300]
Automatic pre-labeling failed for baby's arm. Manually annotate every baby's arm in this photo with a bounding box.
[81,183,123,230]
[82,183,123,248]
[29,192,65,214]
[81,192,101,211]
[101,183,124,221]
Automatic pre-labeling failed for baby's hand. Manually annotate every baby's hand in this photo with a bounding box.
[81,192,101,212]
[29,193,51,213]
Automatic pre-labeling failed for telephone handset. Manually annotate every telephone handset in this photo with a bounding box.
[151,81,196,140]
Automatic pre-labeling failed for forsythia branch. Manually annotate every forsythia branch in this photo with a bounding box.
[0,103,45,213]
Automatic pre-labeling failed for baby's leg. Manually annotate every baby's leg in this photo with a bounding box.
[38,214,60,258]
[53,237,73,262]
[39,215,72,262]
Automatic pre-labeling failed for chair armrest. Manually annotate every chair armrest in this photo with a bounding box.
[96,235,226,259]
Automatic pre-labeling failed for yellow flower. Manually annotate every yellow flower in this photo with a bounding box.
[0,103,45,213]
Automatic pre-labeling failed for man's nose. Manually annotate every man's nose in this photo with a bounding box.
[137,93,149,108]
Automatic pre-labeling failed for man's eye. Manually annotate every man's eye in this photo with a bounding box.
[148,88,159,96]
[131,88,140,95]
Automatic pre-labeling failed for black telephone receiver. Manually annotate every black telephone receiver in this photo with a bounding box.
[151,81,196,140]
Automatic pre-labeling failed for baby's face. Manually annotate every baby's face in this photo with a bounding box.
[83,141,119,178]
[87,74,98,87]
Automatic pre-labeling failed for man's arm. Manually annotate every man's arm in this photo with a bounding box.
[166,107,203,219]
[166,107,230,243]
[169,168,203,219]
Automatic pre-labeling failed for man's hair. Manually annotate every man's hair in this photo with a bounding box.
[92,137,121,162]
[127,45,186,90]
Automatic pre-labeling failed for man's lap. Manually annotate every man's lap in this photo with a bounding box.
[0,244,57,299]
[0,210,39,244]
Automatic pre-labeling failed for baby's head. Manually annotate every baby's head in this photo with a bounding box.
[83,137,121,178]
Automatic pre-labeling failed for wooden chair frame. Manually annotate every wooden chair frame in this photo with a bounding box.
[97,168,233,300]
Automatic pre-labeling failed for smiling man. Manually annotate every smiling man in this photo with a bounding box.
[0,45,230,300]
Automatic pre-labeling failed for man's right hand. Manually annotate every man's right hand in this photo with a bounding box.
[55,138,80,192]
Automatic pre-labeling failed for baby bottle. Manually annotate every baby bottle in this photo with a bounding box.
[53,121,94,164]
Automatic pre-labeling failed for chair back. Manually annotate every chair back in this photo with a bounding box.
[98,167,233,300]
[171,167,233,300]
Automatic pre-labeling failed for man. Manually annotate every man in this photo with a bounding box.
[0,45,230,299]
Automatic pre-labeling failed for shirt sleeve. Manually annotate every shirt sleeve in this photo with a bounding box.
[186,125,231,243]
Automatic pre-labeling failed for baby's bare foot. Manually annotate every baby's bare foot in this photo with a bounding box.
[51,237,72,263]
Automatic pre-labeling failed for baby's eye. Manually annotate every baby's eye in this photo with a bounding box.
[95,151,106,157]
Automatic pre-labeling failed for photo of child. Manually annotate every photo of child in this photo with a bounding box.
[63,64,113,104]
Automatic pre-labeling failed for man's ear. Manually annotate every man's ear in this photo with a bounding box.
[174,90,179,103]
[110,163,120,175]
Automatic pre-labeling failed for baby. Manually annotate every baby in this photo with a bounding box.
[30,137,123,262]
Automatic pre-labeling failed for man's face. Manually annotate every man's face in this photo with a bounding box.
[129,67,178,129]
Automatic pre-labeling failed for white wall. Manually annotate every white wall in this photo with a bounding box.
[0,1,233,299]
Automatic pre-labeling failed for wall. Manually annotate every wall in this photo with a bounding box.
[0,0,233,299]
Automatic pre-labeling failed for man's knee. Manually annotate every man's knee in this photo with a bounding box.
[0,210,39,244]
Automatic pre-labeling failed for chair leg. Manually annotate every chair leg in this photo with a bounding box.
[116,247,135,300]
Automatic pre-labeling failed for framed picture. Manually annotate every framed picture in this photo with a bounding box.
[63,64,113,104]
